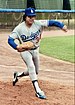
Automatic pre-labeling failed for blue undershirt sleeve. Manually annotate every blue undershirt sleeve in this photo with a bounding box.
[8,37,17,49]
[48,20,64,28]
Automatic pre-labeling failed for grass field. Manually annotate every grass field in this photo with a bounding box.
[40,35,75,63]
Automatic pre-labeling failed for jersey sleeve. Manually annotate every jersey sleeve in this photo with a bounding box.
[9,26,20,39]
[34,20,48,27]
[48,20,64,28]
[35,20,64,29]
[8,37,17,49]
[8,25,20,49]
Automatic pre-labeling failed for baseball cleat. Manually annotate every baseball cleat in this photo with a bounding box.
[13,72,18,86]
[36,91,46,99]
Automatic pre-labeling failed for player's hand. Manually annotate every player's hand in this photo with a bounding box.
[62,25,68,32]
[16,45,26,52]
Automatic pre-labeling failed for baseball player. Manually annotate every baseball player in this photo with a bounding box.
[8,7,67,99]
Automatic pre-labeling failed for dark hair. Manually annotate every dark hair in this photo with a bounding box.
[23,14,26,21]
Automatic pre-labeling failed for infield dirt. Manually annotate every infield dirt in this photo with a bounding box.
[0,30,74,105]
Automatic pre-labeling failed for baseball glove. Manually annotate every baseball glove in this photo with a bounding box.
[20,41,34,50]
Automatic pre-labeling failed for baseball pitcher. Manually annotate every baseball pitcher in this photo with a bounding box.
[8,7,67,99]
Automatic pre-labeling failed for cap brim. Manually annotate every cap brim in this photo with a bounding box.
[27,14,36,16]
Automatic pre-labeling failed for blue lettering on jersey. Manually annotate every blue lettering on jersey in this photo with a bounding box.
[21,35,26,41]
[21,30,41,42]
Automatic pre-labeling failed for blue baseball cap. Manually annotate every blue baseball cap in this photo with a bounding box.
[25,8,36,16]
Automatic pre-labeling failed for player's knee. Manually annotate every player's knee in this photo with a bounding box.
[28,65,38,74]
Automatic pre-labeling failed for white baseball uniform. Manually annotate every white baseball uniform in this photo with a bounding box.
[9,19,64,81]
[9,20,48,81]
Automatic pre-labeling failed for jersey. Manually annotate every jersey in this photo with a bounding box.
[8,20,64,49]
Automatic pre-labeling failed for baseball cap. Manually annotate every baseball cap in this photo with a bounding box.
[25,7,36,16]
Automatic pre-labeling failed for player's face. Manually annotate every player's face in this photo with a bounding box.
[25,16,36,26]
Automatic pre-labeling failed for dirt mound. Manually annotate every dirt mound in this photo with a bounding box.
[0,80,74,105]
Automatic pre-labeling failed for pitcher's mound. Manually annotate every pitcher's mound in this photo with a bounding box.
[0,80,74,105]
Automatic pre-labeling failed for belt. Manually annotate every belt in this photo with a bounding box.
[30,46,39,50]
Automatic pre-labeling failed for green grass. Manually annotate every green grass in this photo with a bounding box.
[40,35,75,63]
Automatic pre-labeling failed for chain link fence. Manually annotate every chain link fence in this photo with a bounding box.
[0,12,74,30]
[0,0,74,30]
